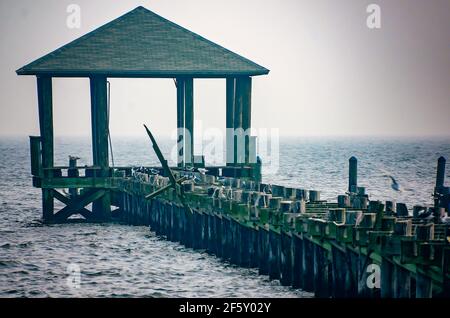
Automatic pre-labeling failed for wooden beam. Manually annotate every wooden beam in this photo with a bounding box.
[52,189,92,217]
[233,78,243,165]
[240,76,252,164]
[90,76,109,168]
[184,77,194,166]
[234,77,252,164]
[29,136,42,176]
[226,78,235,165]
[40,177,114,189]
[176,78,185,167]
[36,76,54,222]
[90,76,111,220]
[53,189,106,221]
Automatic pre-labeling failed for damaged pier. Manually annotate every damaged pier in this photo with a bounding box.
[17,6,449,298]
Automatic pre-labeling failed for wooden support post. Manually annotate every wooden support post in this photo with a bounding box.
[215,214,222,258]
[184,78,194,166]
[436,156,446,189]
[393,264,411,298]
[302,238,315,292]
[37,76,54,222]
[90,76,111,221]
[231,219,242,264]
[292,234,304,289]
[176,78,185,167]
[313,244,330,298]
[349,156,357,193]
[346,250,359,297]
[415,271,432,298]
[233,78,243,165]
[222,217,230,260]
[68,156,79,198]
[380,258,393,298]
[268,229,280,280]
[249,226,258,268]
[280,231,293,286]
[240,225,251,267]
[240,76,252,164]
[258,227,269,275]
[435,156,446,209]
[226,78,235,166]
[29,136,42,176]
[331,245,346,297]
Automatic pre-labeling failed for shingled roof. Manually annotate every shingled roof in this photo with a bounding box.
[16,6,269,77]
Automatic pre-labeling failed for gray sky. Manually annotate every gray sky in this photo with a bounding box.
[1,0,449,137]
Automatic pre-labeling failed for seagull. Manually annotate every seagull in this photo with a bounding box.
[263,184,272,194]
[68,155,80,161]
[441,214,450,224]
[381,173,402,192]
[388,176,401,192]
[149,168,159,175]
[197,168,208,175]
[416,207,433,220]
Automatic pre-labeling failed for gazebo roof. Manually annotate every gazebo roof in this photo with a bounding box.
[16,6,269,78]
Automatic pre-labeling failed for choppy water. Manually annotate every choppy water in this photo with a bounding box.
[0,136,449,297]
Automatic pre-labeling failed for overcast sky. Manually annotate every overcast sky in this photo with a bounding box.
[1,0,449,138]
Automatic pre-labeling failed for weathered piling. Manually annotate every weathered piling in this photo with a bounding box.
[258,226,270,275]
[302,238,315,292]
[292,234,303,289]
[313,244,330,298]
[280,231,293,286]
[268,229,281,280]
[348,156,357,192]
[436,156,446,189]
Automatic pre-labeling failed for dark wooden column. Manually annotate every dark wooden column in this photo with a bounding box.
[184,78,194,166]
[240,76,252,164]
[234,76,252,164]
[233,78,243,164]
[90,76,111,220]
[37,76,54,222]
[176,78,185,167]
[226,78,235,165]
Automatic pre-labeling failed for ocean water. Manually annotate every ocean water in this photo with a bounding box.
[0,136,449,297]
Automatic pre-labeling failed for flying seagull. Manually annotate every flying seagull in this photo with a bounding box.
[388,175,401,192]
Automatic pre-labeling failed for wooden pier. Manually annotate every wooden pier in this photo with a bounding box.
[17,6,449,298]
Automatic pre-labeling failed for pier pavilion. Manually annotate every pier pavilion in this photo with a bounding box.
[17,6,269,222]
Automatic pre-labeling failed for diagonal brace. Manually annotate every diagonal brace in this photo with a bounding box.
[52,189,92,218]
[53,189,106,221]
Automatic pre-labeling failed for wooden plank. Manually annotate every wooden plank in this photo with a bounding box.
[40,177,113,189]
